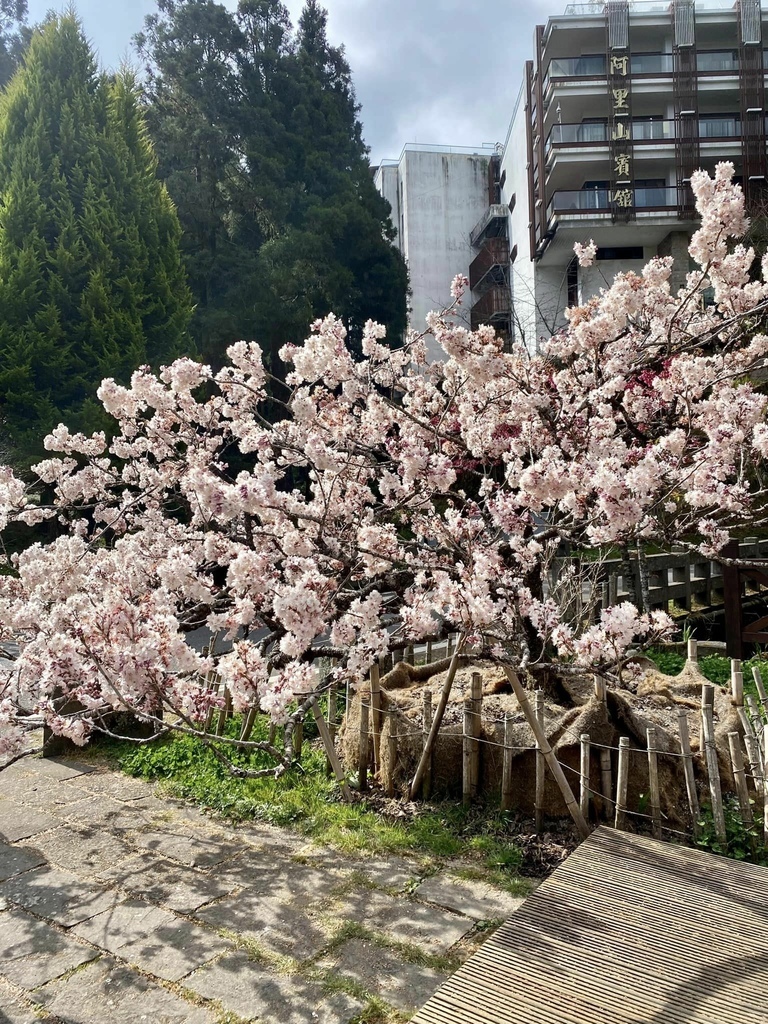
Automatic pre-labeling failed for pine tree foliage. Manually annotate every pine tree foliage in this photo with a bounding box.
[0,15,192,466]
[0,0,27,89]
[137,0,407,367]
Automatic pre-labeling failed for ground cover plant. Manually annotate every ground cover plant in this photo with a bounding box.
[1,163,768,788]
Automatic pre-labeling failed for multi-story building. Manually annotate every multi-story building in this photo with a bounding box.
[374,144,508,357]
[501,0,768,347]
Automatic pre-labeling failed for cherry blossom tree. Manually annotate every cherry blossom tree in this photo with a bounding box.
[1,162,767,772]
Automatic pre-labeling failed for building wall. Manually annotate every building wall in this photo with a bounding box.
[375,147,492,360]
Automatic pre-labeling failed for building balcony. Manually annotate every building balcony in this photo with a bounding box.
[542,48,754,100]
[469,238,509,291]
[469,204,508,248]
[545,115,746,155]
[547,185,685,220]
[470,285,511,330]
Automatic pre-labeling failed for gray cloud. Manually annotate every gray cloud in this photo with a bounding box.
[29,0,557,163]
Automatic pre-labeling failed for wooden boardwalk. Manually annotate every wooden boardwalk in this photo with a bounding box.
[411,827,768,1024]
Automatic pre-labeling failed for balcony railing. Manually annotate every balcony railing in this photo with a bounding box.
[544,48,751,91]
[469,238,509,292]
[471,286,510,326]
[548,186,683,218]
[547,115,745,152]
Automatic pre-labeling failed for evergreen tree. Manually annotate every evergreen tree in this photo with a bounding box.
[137,0,407,369]
[0,1,28,89]
[0,15,192,466]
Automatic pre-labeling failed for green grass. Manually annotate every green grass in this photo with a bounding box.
[645,647,768,700]
[103,713,531,895]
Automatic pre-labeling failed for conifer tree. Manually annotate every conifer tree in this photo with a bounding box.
[0,15,192,466]
[138,0,407,368]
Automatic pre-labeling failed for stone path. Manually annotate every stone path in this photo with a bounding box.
[0,756,527,1023]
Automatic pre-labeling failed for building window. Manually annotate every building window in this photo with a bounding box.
[596,246,644,261]
[567,257,578,308]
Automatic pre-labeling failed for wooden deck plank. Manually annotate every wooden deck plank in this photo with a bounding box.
[410,827,768,1024]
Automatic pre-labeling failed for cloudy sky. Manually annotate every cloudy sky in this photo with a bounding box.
[25,0,557,164]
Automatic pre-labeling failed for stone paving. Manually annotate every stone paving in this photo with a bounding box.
[0,756,528,1023]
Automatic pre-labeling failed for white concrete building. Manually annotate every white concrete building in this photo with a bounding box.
[377,1,768,354]
[373,145,502,357]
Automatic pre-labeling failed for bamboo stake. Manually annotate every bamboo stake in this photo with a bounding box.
[409,638,464,799]
[593,674,607,703]
[470,672,483,797]
[501,712,513,812]
[752,665,768,712]
[293,719,304,760]
[599,748,613,820]
[358,697,369,792]
[422,690,434,800]
[615,736,630,831]
[534,689,545,833]
[687,638,698,664]
[387,713,398,799]
[727,731,753,827]
[746,693,764,729]
[369,663,381,773]
[701,690,726,842]
[462,698,473,808]
[426,640,433,665]
[311,703,352,802]
[579,733,591,823]
[238,706,258,746]
[503,667,589,838]
[647,727,662,840]
[731,668,744,708]
[215,687,232,737]
[763,723,768,837]
[405,644,415,666]
[325,681,338,777]
[738,707,765,797]
[677,709,700,834]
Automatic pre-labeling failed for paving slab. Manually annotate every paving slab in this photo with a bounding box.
[29,824,133,875]
[63,793,149,834]
[73,773,150,802]
[25,759,96,781]
[317,937,448,1012]
[132,829,240,868]
[345,855,419,892]
[0,983,39,1024]
[72,897,226,981]
[0,907,98,988]
[0,865,123,927]
[0,842,46,882]
[33,957,215,1024]
[329,890,474,954]
[185,950,363,1023]
[193,891,330,960]
[0,802,58,842]
[96,852,234,912]
[213,856,344,898]
[414,873,527,921]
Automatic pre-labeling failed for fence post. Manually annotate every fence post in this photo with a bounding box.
[501,712,513,812]
[470,672,483,797]
[647,727,662,840]
[763,724,768,838]
[727,731,753,827]
[358,697,369,792]
[387,713,398,798]
[731,659,743,707]
[503,667,589,839]
[677,709,700,834]
[535,689,545,833]
[599,748,613,820]
[752,665,768,715]
[369,663,381,773]
[462,698,473,808]
[325,681,338,777]
[580,734,591,823]
[311,702,352,802]
[410,640,464,800]
[701,685,726,842]
[421,690,434,799]
[615,736,630,831]
[721,539,743,660]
